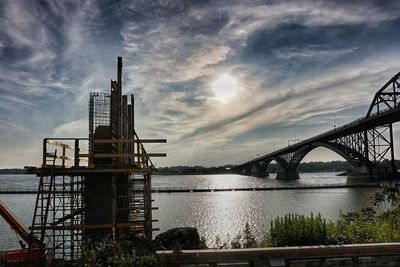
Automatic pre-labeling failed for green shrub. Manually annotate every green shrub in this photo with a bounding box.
[136,254,158,267]
[267,213,328,246]
[227,222,257,248]
[199,236,208,249]
[81,237,133,267]
[242,222,257,248]
[230,234,241,248]
[214,235,229,249]
[327,185,400,244]
[80,236,158,267]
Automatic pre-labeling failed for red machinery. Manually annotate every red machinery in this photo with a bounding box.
[0,201,45,266]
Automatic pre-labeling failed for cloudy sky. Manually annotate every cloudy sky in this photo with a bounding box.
[1,0,400,168]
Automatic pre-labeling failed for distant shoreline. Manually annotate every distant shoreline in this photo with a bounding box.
[0,169,26,175]
[155,161,356,175]
[154,170,347,176]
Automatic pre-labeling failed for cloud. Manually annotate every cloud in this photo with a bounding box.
[274,47,360,60]
[0,119,34,134]
[1,0,400,167]
[52,119,88,138]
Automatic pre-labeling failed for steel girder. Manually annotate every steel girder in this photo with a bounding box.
[269,124,394,173]
[367,72,400,117]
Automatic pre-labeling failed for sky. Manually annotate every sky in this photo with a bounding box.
[1,0,400,168]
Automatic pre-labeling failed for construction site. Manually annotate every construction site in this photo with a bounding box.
[0,57,166,265]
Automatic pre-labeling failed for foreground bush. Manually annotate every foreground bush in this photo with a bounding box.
[80,236,157,267]
[230,222,257,248]
[261,185,400,247]
[265,213,328,246]
[329,186,400,244]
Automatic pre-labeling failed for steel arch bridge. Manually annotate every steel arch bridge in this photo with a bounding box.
[234,72,400,181]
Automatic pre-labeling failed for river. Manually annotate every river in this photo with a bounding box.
[0,173,377,249]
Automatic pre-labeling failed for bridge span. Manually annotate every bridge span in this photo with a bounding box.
[234,72,400,182]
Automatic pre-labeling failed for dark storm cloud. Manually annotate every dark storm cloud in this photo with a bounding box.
[240,20,400,85]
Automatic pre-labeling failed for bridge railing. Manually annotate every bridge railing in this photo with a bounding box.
[157,242,400,266]
[302,105,397,145]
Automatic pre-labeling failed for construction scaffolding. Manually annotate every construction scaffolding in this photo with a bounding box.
[30,160,85,260]
[26,57,166,261]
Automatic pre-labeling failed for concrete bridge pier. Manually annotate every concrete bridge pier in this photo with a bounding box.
[239,165,252,176]
[251,163,269,178]
[347,164,398,184]
[276,169,300,180]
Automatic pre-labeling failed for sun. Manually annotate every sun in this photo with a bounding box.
[212,74,237,103]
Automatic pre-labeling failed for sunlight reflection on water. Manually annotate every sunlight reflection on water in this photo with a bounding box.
[0,173,374,249]
[153,188,375,247]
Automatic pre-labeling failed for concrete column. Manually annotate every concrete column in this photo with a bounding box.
[347,164,397,184]
[251,164,269,178]
[241,166,252,176]
[84,174,113,242]
[276,170,300,180]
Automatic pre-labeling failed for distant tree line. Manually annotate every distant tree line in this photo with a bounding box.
[0,168,25,174]
[156,165,235,175]
[156,161,357,175]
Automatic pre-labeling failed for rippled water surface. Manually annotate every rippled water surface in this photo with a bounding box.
[0,173,376,249]
[152,172,347,189]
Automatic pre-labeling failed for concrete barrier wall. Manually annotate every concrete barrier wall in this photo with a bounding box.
[157,243,400,267]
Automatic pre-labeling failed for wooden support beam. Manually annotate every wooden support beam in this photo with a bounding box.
[51,209,84,226]
[45,137,89,141]
[45,154,89,162]
[93,139,167,144]
[30,220,158,230]
[93,153,166,158]
[46,140,74,149]
[30,167,154,176]
[46,153,73,161]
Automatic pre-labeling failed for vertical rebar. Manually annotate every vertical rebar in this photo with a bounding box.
[74,139,79,167]
[389,123,396,175]
[123,95,128,165]
[131,94,135,132]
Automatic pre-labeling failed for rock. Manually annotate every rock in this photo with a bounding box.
[154,227,200,250]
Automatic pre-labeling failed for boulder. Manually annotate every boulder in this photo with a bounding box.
[154,227,200,250]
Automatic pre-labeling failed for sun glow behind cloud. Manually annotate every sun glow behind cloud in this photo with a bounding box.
[212,74,237,103]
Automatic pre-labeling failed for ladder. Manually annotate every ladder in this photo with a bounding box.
[30,150,57,247]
